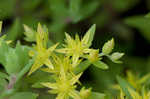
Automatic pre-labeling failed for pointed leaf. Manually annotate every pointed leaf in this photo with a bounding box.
[93,61,109,69]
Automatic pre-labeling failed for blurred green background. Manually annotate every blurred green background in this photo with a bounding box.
[0,0,150,98]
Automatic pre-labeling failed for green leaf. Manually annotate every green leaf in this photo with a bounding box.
[74,60,91,74]
[9,92,38,99]
[25,70,54,88]
[0,0,16,19]
[4,42,30,74]
[112,0,139,12]
[109,52,124,63]
[145,13,150,18]
[6,19,22,41]
[88,92,105,99]
[23,24,36,42]
[69,0,81,22]
[0,71,8,79]
[116,76,133,99]
[102,38,114,55]
[93,61,109,69]
[80,1,100,21]
[0,78,8,93]
[82,24,96,47]
[124,15,150,42]
[0,41,9,65]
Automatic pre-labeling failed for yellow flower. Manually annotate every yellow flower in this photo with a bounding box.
[41,64,82,99]
[56,25,96,67]
[41,55,81,75]
[126,71,150,91]
[28,23,58,75]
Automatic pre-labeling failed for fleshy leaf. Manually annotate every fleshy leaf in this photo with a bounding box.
[88,92,105,99]
[23,24,36,42]
[82,24,96,47]
[93,61,109,70]
[102,38,114,55]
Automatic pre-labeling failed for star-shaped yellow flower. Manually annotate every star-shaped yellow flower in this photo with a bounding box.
[41,64,82,99]
[28,23,58,75]
[56,25,96,67]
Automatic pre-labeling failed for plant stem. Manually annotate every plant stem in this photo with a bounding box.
[16,59,34,83]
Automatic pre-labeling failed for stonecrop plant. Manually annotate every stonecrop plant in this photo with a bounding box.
[0,21,125,99]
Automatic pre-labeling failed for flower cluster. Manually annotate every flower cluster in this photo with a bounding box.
[25,23,124,99]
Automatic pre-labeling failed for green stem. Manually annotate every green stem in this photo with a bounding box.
[16,59,34,83]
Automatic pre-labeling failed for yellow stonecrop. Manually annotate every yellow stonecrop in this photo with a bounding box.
[41,61,83,99]
[126,71,150,91]
[28,23,58,75]
[56,25,96,67]
[119,87,150,99]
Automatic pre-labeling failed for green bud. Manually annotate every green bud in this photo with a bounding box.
[88,49,99,62]
[102,38,114,55]
[80,87,92,99]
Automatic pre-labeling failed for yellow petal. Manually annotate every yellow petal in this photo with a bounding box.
[128,87,141,99]
[44,59,54,69]
[69,90,81,99]
[56,93,66,99]
[41,82,58,89]
[48,43,59,52]
[28,60,43,75]
[70,73,82,85]
[72,54,80,67]
[55,48,69,54]
[41,68,57,73]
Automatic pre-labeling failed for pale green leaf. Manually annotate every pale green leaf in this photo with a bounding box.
[93,61,109,70]
[102,38,114,55]
[88,92,105,99]
[82,24,96,47]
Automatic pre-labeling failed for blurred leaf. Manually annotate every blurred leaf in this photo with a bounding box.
[88,92,105,99]
[124,15,150,42]
[112,0,139,12]
[69,0,81,22]
[23,0,42,12]
[6,19,22,41]
[93,61,109,69]
[0,71,8,79]
[0,78,7,93]
[80,1,100,21]
[9,92,38,99]
[0,41,9,65]
[116,75,133,99]
[0,0,16,19]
